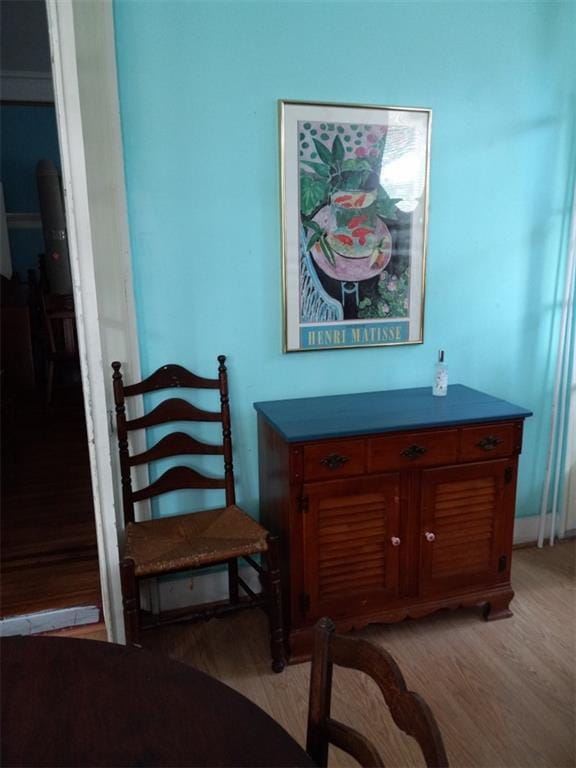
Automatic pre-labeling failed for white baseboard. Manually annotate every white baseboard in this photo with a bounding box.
[2,519,568,632]
[157,566,261,612]
[155,520,554,613]
[513,515,546,545]
[514,513,576,545]
[157,519,571,612]
[0,605,100,637]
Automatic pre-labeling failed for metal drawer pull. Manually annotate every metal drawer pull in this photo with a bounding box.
[390,536,401,547]
[320,454,350,470]
[424,531,436,542]
[476,435,504,451]
[401,444,427,460]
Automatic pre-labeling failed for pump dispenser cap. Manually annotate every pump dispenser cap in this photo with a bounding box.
[438,350,444,363]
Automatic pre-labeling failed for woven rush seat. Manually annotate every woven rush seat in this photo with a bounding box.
[125,505,269,577]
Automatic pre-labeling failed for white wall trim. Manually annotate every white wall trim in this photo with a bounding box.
[514,515,549,545]
[45,0,126,642]
[514,514,575,545]
[561,365,576,532]
[0,606,100,637]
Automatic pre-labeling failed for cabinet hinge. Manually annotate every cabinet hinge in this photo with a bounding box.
[299,592,310,614]
[498,554,508,572]
[299,494,309,514]
[504,467,513,484]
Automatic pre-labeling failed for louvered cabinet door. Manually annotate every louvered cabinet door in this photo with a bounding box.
[302,474,401,621]
[420,459,515,596]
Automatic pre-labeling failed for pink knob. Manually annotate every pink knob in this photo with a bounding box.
[390,536,401,547]
[425,531,436,542]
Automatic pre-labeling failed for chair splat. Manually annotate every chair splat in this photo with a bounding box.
[306,617,449,767]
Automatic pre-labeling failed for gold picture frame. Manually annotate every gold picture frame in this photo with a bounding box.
[280,100,432,352]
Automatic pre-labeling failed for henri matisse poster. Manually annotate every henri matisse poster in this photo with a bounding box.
[280,101,431,352]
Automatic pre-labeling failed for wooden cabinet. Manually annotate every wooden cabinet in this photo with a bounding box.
[254,385,531,662]
[303,474,401,621]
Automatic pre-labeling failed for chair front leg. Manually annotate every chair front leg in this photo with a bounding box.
[120,558,141,645]
[265,535,286,673]
[228,558,239,604]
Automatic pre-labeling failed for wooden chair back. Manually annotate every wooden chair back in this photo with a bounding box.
[306,617,449,768]
[111,356,235,525]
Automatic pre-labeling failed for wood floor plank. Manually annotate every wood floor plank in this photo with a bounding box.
[1,390,101,618]
[141,540,575,768]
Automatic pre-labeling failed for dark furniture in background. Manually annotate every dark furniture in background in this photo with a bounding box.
[0,305,35,391]
[113,356,285,671]
[0,276,36,394]
[1,264,79,405]
[254,385,532,661]
[0,635,312,768]
[307,617,449,767]
[39,291,78,403]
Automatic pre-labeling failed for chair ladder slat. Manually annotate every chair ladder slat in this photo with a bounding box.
[126,398,222,430]
[124,364,219,395]
[129,432,224,466]
[132,466,226,502]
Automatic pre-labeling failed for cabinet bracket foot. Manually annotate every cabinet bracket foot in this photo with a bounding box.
[483,591,514,621]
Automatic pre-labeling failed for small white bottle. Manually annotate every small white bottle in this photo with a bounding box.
[433,350,448,397]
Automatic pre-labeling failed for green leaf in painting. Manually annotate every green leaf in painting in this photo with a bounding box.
[306,231,322,251]
[332,134,345,164]
[342,158,372,172]
[375,185,401,220]
[313,139,334,167]
[376,199,398,221]
[300,174,329,216]
[345,172,363,190]
[301,161,330,178]
[305,219,322,235]
[318,235,336,266]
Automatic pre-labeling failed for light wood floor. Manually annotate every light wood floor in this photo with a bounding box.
[70,541,576,768]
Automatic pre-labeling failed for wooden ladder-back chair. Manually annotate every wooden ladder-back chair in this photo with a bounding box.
[112,356,285,672]
[306,618,449,767]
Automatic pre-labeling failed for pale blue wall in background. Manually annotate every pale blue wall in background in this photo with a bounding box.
[113,0,576,520]
[1,105,61,278]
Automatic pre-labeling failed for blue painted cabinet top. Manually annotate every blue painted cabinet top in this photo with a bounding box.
[253,384,532,443]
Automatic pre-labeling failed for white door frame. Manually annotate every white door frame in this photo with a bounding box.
[45,0,139,642]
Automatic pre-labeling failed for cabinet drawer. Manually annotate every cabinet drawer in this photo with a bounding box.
[303,440,365,481]
[460,422,516,461]
[368,429,459,471]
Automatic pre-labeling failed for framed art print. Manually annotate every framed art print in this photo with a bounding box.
[280,100,431,352]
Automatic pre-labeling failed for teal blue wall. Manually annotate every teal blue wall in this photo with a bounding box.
[113,0,576,519]
[1,104,61,278]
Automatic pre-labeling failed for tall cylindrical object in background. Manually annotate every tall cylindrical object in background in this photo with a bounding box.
[36,158,72,294]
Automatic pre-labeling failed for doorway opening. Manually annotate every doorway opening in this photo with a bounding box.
[0,0,101,633]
